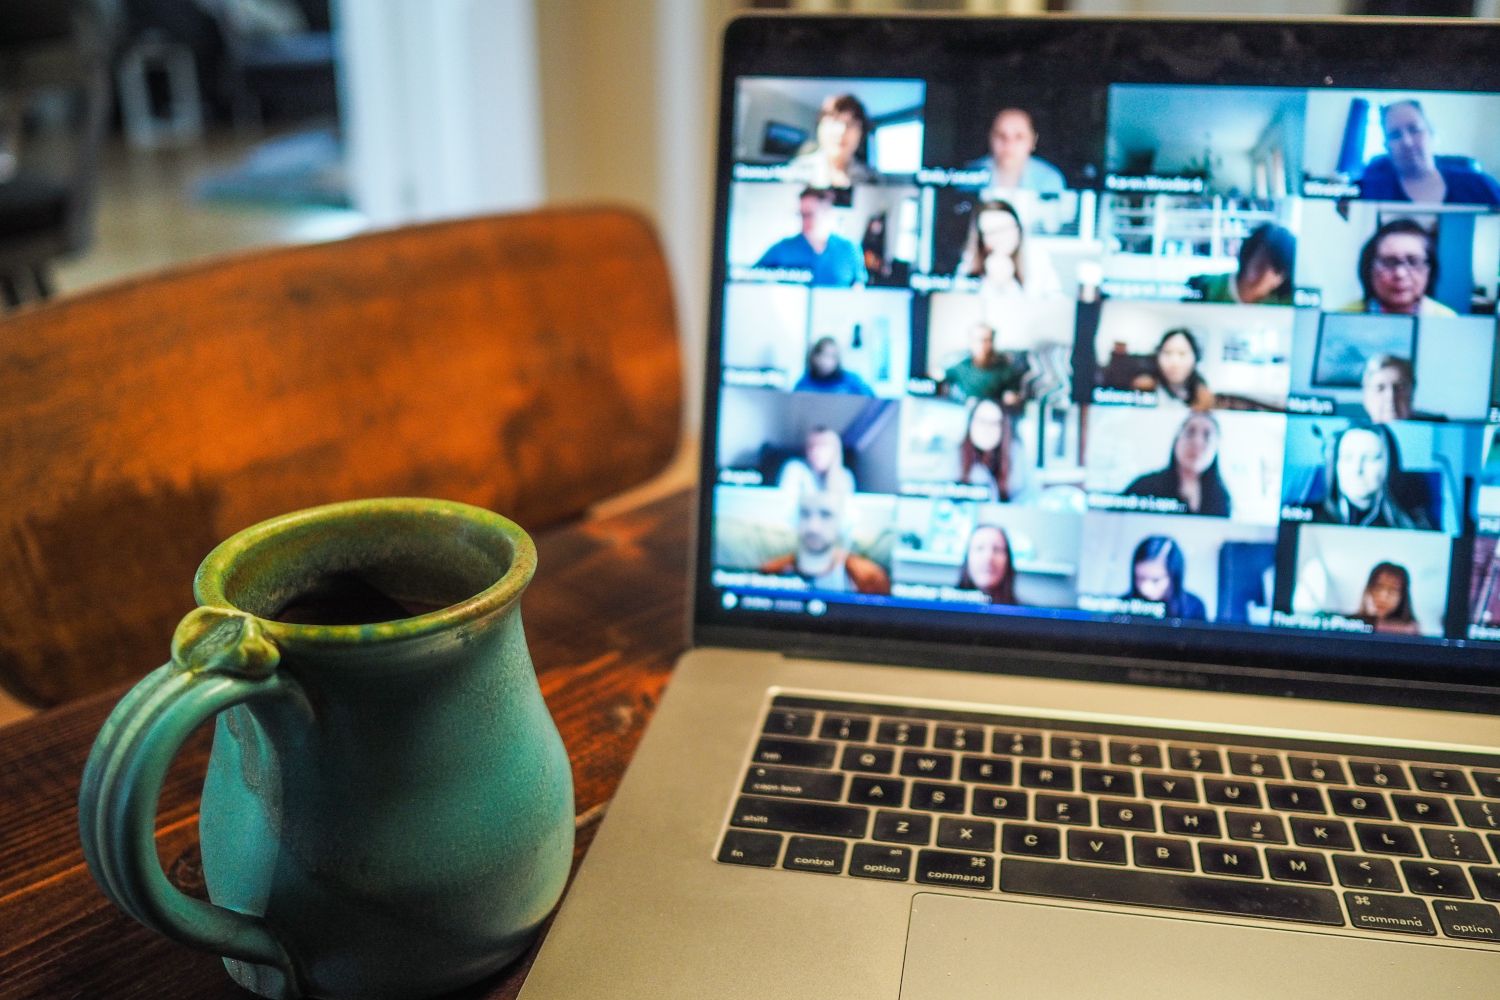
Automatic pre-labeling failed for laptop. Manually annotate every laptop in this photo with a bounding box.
[521,13,1500,998]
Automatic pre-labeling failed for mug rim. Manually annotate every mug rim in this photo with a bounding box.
[193,497,537,648]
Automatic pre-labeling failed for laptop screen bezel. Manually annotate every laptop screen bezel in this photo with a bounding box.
[692,12,1500,714]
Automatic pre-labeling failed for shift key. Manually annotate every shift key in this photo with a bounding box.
[730,796,869,839]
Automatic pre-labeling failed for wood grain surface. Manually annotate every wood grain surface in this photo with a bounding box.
[0,488,693,1000]
[0,207,681,707]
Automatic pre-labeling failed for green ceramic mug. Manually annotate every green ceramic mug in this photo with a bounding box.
[78,498,575,1000]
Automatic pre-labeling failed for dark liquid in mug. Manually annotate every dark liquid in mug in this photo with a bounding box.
[272,572,458,625]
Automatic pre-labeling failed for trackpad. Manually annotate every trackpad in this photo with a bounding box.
[899,893,1480,1000]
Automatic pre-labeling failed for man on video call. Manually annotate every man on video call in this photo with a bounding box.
[942,321,1024,406]
[759,488,890,594]
[754,186,868,286]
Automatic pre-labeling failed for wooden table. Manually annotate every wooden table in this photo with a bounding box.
[0,489,693,999]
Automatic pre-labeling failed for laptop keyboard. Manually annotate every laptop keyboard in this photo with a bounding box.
[715,694,1500,947]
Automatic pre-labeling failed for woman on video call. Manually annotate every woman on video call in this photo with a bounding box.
[1124,411,1233,517]
[1357,99,1500,206]
[1131,328,1215,410]
[786,93,876,189]
[958,398,1030,502]
[1313,423,1434,530]
[1341,218,1456,317]
[1122,536,1207,621]
[1352,561,1422,635]
[1185,223,1297,306]
[794,336,875,396]
[958,198,1061,299]
[958,524,1019,605]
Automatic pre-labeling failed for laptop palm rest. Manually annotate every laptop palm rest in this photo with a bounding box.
[900,892,1487,999]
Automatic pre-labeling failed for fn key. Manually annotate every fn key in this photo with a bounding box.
[718,830,782,868]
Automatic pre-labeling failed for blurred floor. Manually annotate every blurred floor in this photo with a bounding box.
[54,128,367,295]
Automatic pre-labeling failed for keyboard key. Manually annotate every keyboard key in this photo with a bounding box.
[1401,861,1473,899]
[915,849,994,890]
[1134,836,1194,872]
[840,745,894,774]
[960,755,1014,786]
[1411,766,1473,796]
[900,750,954,780]
[1198,842,1262,879]
[1067,829,1127,865]
[1204,778,1260,809]
[1457,798,1500,832]
[819,715,871,742]
[1266,849,1332,885]
[937,817,997,852]
[1020,761,1075,791]
[1081,767,1136,797]
[1344,892,1434,935]
[1433,901,1500,943]
[1226,811,1287,844]
[1288,756,1345,784]
[1475,868,1500,902]
[754,737,836,769]
[849,843,912,882]
[1051,735,1102,763]
[764,709,815,737]
[1334,855,1402,892]
[1475,772,1500,800]
[972,789,1028,820]
[910,781,965,813]
[876,720,928,747]
[1161,806,1221,838]
[1393,794,1455,826]
[1002,823,1061,858]
[1266,783,1325,814]
[1168,746,1223,774]
[1003,858,1343,926]
[1290,817,1354,851]
[1228,751,1284,779]
[1141,772,1198,802]
[1355,822,1422,857]
[783,835,846,874]
[730,796,868,839]
[872,810,931,845]
[992,729,1043,757]
[717,830,782,867]
[1034,794,1091,826]
[1348,760,1409,790]
[1420,827,1491,864]
[742,765,845,802]
[933,725,984,752]
[848,776,905,807]
[1098,799,1155,832]
[1329,788,1390,820]
[1109,740,1163,769]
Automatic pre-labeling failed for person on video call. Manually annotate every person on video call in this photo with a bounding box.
[794,336,874,395]
[958,398,1030,502]
[755,186,867,287]
[1351,561,1422,635]
[1357,99,1500,206]
[1340,218,1456,316]
[1313,423,1434,530]
[758,487,890,595]
[785,93,876,189]
[1122,536,1207,621]
[1360,354,1441,423]
[942,322,1025,405]
[1130,328,1215,410]
[965,108,1066,193]
[957,524,1019,605]
[1124,411,1233,517]
[957,198,1061,299]
[1186,223,1297,306]
[778,426,857,496]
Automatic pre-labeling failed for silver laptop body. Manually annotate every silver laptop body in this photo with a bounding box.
[522,14,1500,998]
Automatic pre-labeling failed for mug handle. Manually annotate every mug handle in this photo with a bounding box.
[79,608,310,998]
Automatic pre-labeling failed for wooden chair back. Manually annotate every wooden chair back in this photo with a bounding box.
[0,207,681,706]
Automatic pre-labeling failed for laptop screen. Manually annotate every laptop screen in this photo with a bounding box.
[697,15,1500,696]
